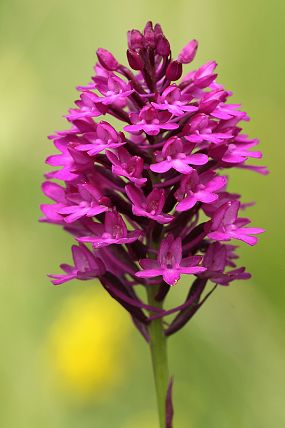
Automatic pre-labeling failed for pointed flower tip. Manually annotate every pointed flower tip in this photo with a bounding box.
[178,39,198,64]
[96,48,119,71]
[127,49,144,70]
[156,35,171,56]
[166,61,183,81]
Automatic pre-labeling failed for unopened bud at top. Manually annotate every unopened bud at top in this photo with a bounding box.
[156,35,171,56]
[127,49,144,70]
[143,21,156,48]
[154,23,163,37]
[128,30,144,50]
[166,60,183,81]
[96,48,119,71]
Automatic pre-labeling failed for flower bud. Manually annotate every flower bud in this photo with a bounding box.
[143,21,156,48]
[156,35,170,56]
[199,89,227,114]
[154,23,163,37]
[96,48,119,71]
[178,39,198,64]
[127,49,144,70]
[128,30,144,50]
[166,60,183,81]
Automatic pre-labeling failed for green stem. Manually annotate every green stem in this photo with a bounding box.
[147,286,169,428]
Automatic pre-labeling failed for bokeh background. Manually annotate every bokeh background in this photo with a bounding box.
[1,0,284,427]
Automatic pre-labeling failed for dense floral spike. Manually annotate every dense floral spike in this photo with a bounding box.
[42,21,265,335]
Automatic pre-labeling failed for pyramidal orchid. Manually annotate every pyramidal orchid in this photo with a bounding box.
[41,21,267,428]
[136,234,206,285]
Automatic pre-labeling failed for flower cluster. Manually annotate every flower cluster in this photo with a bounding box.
[41,22,266,338]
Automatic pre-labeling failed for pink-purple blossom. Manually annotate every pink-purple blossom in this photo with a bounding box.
[124,106,179,135]
[126,185,173,224]
[150,137,208,174]
[75,121,125,156]
[49,244,105,285]
[80,75,134,106]
[199,242,251,286]
[151,85,198,116]
[57,183,110,223]
[136,235,206,286]
[106,147,147,186]
[78,210,142,247]
[177,39,198,64]
[175,170,227,212]
[208,200,264,246]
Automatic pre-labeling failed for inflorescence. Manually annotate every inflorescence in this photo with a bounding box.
[41,21,266,338]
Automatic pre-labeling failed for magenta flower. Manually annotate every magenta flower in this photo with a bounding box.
[78,210,142,247]
[40,181,67,224]
[42,18,265,326]
[150,136,208,174]
[136,234,206,286]
[124,105,179,135]
[106,147,147,186]
[42,22,266,427]
[208,200,264,245]
[183,113,233,144]
[48,244,105,285]
[199,88,228,114]
[66,92,106,121]
[96,48,119,71]
[200,242,251,286]
[76,121,125,156]
[80,75,134,106]
[175,170,227,212]
[177,39,198,64]
[183,60,217,88]
[46,140,94,182]
[126,185,173,224]
[211,136,263,164]
[57,183,110,223]
[202,190,246,218]
[151,85,198,116]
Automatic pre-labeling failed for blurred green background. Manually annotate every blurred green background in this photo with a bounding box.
[0,0,284,427]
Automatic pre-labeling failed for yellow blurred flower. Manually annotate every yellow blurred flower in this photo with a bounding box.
[45,285,132,401]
